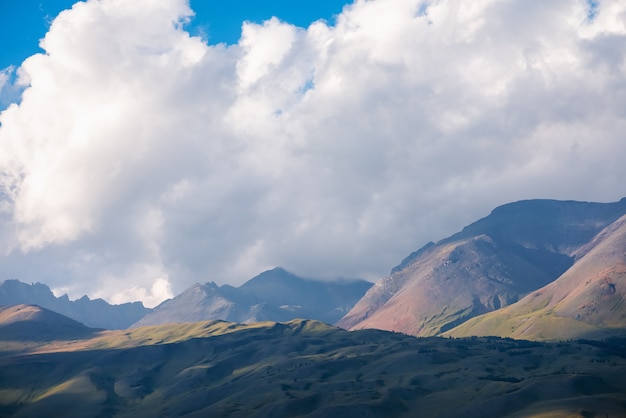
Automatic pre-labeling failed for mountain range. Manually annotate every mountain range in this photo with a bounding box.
[0,280,149,329]
[0,268,372,330]
[338,198,626,340]
[132,267,372,327]
[2,197,626,416]
[1,198,625,342]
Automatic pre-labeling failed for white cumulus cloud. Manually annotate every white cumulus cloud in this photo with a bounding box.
[0,0,625,306]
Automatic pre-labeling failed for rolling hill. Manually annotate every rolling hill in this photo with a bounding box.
[338,198,626,337]
[0,304,97,341]
[0,311,625,417]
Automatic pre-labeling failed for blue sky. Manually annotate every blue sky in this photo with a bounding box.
[0,0,625,306]
[1,0,349,70]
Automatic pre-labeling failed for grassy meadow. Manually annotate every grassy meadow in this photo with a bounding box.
[0,318,625,417]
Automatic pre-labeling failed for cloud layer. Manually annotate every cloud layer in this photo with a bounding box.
[1,0,625,306]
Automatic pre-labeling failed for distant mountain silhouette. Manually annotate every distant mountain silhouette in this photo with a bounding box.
[338,198,626,338]
[0,280,150,329]
[132,267,372,327]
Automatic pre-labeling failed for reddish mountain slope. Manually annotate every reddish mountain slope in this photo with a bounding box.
[338,199,626,337]
[446,214,626,341]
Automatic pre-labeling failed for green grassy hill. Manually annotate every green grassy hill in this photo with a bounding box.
[1,314,625,417]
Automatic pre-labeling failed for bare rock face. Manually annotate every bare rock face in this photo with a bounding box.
[338,198,626,337]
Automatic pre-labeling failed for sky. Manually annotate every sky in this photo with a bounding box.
[0,0,625,308]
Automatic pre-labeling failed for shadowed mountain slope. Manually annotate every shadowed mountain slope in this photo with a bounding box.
[132,267,372,327]
[0,304,97,342]
[338,198,626,337]
[1,315,625,418]
[0,280,150,329]
[446,213,626,341]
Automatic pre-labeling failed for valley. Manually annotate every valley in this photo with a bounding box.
[2,198,626,417]
[0,309,625,417]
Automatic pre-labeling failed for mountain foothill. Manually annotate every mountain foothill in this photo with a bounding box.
[1,198,626,417]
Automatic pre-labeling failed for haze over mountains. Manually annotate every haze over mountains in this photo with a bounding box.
[133,268,372,327]
[0,280,149,329]
[338,198,626,339]
[0,268,372,330]
[1,198,626,342]
[2,197,626,417]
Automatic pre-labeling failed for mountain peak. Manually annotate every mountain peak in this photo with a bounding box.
[0,280,150,329]
[132,269,372,327]
[339,198,626,338]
